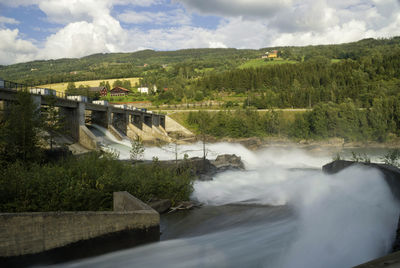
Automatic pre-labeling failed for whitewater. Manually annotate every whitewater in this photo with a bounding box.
[56,125,400,268]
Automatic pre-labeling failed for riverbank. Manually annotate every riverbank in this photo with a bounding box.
[195,135,400,151]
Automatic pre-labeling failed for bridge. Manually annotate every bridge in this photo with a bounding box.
[0,79,192,149]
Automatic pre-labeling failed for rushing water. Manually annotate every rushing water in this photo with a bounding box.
[56,125,400,268]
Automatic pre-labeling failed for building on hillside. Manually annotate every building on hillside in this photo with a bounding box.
[138,87,149,94]
[89,86,108,97]
[110,86,130,96]
[262,50,279,59]
[267,50,279,58]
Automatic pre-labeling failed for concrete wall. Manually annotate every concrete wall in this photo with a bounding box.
[108,125,124,141]
[0,192,159,259]
[165,116,194,137]
[79,125,99,150]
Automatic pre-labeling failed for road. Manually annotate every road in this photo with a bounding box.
[154,108,310,115]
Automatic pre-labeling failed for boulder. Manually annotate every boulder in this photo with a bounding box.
[212,154,245,172]
[148,199,172,214]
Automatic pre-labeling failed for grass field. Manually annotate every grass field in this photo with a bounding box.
[39,77,140,93]
[239,58,298,69]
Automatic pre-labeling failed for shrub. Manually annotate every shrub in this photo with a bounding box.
[0,152,194,212]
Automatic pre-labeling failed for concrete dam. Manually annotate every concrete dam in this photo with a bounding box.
[0,79,193,149]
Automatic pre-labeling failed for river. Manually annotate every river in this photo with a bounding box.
[55,125,400,268]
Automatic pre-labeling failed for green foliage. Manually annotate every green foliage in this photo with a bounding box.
[289,97,400,142]
[130,137,145,161]
[350,152,371,163]
[186,96,400,142]
[381,149,400,167]
[187,109,284,138]
[0,90,42,162]
[42,95,64,149]
[0,152,194,212]
[332,153,342,161]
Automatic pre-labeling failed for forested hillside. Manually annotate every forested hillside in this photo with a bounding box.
[197,48,400,108]
[0,48,257,85]
[0,37,399,110]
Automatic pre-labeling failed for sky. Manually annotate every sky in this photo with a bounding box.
[0,0,399,65]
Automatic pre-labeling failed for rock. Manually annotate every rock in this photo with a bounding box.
[148,199,172,214]
[181,157,217,176]
[197,174,214,181]
[237,138,262,150]
[212,154,245,171]
[322,160,356,174]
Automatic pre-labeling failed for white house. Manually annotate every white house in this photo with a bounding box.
[138,87,149,94]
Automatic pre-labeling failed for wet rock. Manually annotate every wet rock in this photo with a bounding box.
[148,199,172,214]
[212,154,245,172]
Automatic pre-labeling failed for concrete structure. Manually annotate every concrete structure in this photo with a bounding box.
[0,85,172,148]
[138,87,149,94]
[0,192,159,266]
[165,116,194,138]
[323,160,400,267]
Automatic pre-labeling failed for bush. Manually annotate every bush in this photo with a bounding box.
[0,152,194,212]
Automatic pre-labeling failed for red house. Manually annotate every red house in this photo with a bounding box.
[89,86,108,97]
[110,87,130,96]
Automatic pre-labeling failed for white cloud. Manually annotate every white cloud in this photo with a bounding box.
[38,15,127,59]
[0,28,38,65]
[114,0,161,6]
[0,16,19,26]
[176,0,291,18]
[0,0,399,65]
[0,0,40,7]
[37,0,112,24]
[119,9,191,25]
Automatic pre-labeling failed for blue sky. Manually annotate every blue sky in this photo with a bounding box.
[0,0,399,65]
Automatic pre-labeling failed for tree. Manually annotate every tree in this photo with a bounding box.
[0,90,42,162]
[66,82,76,94]
[112,80,123,88]
[196,111,209,161]
[130,137,145,161]
[42,95,64,150]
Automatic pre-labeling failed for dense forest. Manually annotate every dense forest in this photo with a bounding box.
[195,39,400,108]
[187,94,400,142]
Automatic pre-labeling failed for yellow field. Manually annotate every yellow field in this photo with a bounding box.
[39,77,140,92]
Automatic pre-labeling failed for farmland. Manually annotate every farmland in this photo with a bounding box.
[39,77,140,92]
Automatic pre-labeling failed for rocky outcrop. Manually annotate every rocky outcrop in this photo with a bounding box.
[211,154,245,172]
[157,154,245,181]
[323,160,400,201]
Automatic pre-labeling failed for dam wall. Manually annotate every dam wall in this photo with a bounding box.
[0,192,159,266]
[323,160,400,268]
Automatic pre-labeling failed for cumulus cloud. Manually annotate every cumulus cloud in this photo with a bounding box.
[176,0,291,18]
[0,16,19,26]
[0,0,40,7]
[0,28,38,65]
[37,0,112,24]
[119,9,191,25]
[0,0,399,65]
